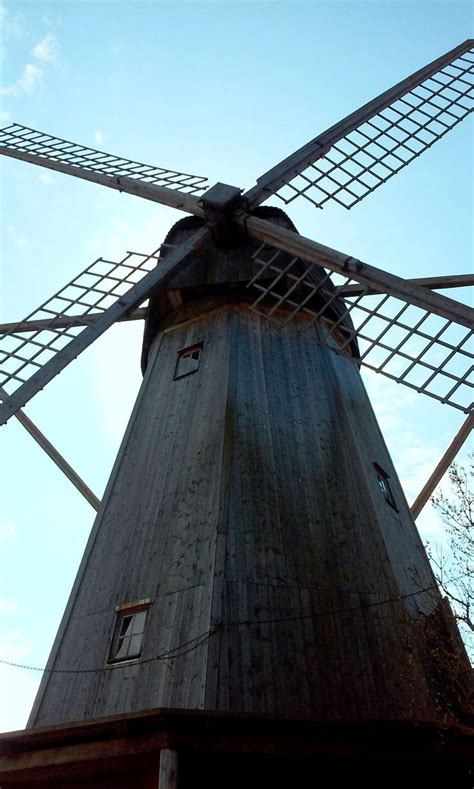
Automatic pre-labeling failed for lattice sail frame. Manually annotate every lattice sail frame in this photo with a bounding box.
[247,242,473,413]
[0,225,211,426]
[0,124,209,195]
[247,41,474,211]
[0,251,159,394]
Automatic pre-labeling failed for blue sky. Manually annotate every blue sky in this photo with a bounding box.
[0,1,472,730]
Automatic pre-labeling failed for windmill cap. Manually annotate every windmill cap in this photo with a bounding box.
[141,207,359,372]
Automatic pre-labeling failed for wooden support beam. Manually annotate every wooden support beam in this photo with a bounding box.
[0,388,101,510]
[242,214,473,330]
[0,307,147,335]
[0,733,167,783]
[410,412,474,519]
[244,39,473,208]
[336,274,474,297]
[0,146,205,218]
[158,749,178,789]
[1,712,473,782]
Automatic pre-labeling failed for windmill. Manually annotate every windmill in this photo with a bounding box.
[0,39,473,787]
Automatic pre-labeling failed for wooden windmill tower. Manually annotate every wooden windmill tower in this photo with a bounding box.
[0,40,473,787]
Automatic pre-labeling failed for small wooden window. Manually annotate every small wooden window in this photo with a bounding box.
[373,463,398,511]
[174,343,202,379]
[108,603,150,664]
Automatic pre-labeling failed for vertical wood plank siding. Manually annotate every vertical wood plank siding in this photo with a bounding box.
[29,304,455,726]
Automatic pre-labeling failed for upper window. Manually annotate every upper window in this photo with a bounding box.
[174,343,202,379]
[373,462,398,511]
[108,600,151,664]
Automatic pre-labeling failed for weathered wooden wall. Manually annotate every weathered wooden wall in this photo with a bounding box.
[28,299,462,728]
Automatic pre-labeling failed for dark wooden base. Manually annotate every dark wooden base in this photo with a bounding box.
[1,709,473,787]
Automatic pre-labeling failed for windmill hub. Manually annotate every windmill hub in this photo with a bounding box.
[199,181,244,247]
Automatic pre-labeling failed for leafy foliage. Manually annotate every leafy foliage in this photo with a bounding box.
[429,456,473,658]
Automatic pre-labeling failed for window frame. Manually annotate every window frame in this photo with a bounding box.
[107,599,152,665]
[174,342,203,380]
[373,462,399,512]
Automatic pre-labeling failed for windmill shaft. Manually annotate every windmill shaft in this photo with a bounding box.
[0,146,205,217]
[243,215,473,329]
[245,39,473,207]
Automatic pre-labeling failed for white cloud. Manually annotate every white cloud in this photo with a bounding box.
[0,520,17,541]
[86,237,102,252]
[39,171,54,185]
[0,63,43,96]
[32,33,56,63]
[94,130,104,145]
[362,369,454,510]
[0,29,55,96]
[0,4,23,39]
[0,109,10,123]
[112,218,129,232]
[90,322,142,444]
[0,598,18,614]
[17,62,43,91]
[41,14,63,28]
[7,225,29,249]
[0,628,31,663]
[13,236,28,249]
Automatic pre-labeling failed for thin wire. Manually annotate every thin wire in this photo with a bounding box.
[0,585,437,676]
[221,585,437,628]
[0,628,217,675]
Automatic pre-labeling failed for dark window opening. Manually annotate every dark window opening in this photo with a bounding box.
[174,343,202,379]
[373,462,398,511]
[108,604,150,664]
